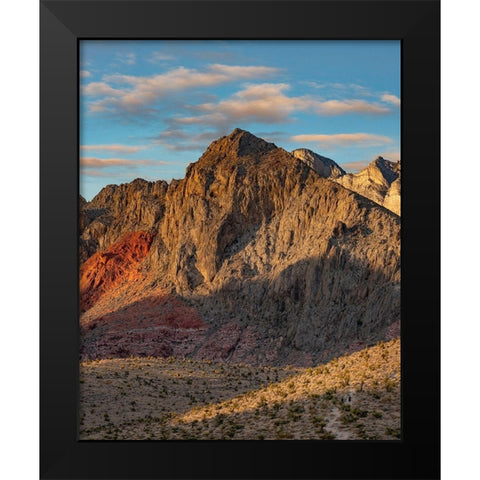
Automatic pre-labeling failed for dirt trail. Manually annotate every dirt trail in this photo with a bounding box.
[325,406,356,440]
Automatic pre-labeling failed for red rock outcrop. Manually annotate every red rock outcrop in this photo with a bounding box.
[79,231,155,311]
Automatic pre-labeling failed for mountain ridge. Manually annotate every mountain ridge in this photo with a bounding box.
[291,148,346,179]
[335,156,401,215]
[79,129,401,366]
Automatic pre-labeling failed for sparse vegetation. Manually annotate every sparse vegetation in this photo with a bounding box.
[79,338,400,440]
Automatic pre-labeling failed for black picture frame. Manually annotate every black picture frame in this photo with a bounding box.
[40,1,440,479]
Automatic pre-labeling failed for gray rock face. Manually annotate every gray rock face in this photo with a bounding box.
[291,148,346,179]
[79,178,169,262]
[383,177,401,215]
[290,149,401,216]
[335,157,401,215]
[80,129,401,365]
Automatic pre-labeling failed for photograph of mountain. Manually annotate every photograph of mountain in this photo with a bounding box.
[78,40,401,440]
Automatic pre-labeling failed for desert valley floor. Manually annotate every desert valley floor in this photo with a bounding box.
[79,338,400,440]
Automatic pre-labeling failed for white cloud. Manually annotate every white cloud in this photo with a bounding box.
[81,169,125,178]
[314,99,390,115]
[175,83,303,126]
[207,64,279,77]
[290,133,393,148]
[152,130,218,152]
[170,83,391,129]
[117,52,136,65]
[80,157,170,168]
[82,82,124,97]
[80,70,91,78]
[148,51,175,63]
[381,93,401,106]
[301,81,373,97]
[80,144,147,154]
[83,64,279,114]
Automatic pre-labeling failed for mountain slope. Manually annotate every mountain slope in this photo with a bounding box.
[79,129,401,366]
[291,148,346,179]
[335,157,401,215]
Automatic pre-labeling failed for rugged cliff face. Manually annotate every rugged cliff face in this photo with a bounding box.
[291,148,346,179]
[335,157,401,216]
[284,150,400,216]
[153,129,318,289]
[79,129,401,366]
[79,179,168,262]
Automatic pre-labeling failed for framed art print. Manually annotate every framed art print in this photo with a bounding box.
[41,1,440,479]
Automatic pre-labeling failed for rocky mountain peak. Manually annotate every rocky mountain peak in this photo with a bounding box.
[371,156,400,184]
[291,148,346,179]
[201,128,277,162]
[337,156,400,188]
[335,155,401,215]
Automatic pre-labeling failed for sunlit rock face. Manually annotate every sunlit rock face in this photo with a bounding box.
[291,148,346,179]
[335,157,401,216]
[79,129,400,366]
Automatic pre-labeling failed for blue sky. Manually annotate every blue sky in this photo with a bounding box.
[80,40,400,200]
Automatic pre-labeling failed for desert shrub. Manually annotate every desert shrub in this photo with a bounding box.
[275,429,294,440]
[215,414,225,426]
[341,413,357,424]
[351,407,368,418]
[318,430,336,440]
[257,395,268,407]
[384,377,396,392]
[340,371,350,387]
[312,415,326,429]
[324,389,337,401]
[385,427,401,439]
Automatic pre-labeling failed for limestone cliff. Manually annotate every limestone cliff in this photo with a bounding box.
[335,157,401,215]
[291,148,346,179]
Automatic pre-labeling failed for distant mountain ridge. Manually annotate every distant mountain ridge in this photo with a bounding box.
[291,148,346,179]
[79,129,401,366]
[291,148,400,216]
[335,156,401,215]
